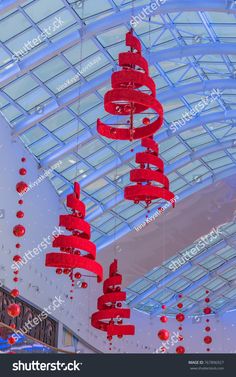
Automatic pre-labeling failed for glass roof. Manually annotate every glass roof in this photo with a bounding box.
[0,1,236,314]
[126,220,236,316]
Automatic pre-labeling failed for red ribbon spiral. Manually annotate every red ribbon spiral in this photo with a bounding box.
[97,31,163,141]
[45,182,103,283]
[91,259,135,339]
[124,136,175,206]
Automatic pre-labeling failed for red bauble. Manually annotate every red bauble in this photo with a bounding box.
[21,157,26,162]
[10,289,19,298]
[15,243,21,249]
[19,168,27,176]
[176,346,185,354]
[63,268,70,275]
[18,199,23,205]
[203,307,212,315]
[75,272,81,279]
[81,282,88,289]
[7,304,21,318]
[161,305,166,310]
[205,298,210,303]
[178,335,184,341]
[205,326,211,332]
[176,313,185,322]
[8,337,16,345]
[13,225,25,237]
[179,326,183,331]
[16,181,28,194]
[13,255,22,262]
[160,315,168,323]
[177,303,183,309]
[13,277,18,282]
[158,329,169,341]
[10,324,16,329]
[56,268,62,275]
[16,211,24,218]
[204,336,212,344]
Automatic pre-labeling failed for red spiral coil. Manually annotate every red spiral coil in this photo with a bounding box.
[45,182,103,283]
[97,31,163,141]
[124,136,175,207]
[91,259,135,339]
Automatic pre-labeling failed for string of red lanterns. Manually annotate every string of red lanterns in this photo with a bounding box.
[157,303,169,353]
[203,290,212,352]
[7,157,28,346]
[91,259,135,350]
[45,182,103,298]
[175,294,185,354]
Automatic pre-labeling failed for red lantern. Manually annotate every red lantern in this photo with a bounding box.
[10,289,19,298]
[13,255,22,262]
[19,168,27,176]
[124,136,175,207]
[97,31,163,141]
[16,211,24,218]
[203,307,212,315]
[204,336,212,344]
[81,282,88,289]
[13,225,25,237]
[158,329,169,341]
[160,315,168,323]
[176,346,185,354]
[91,259,135,340]
[176,313,185,322]
[45,182,103,285]
[7,304,21,318]
[16,181,28,194]
[8,337,16,345]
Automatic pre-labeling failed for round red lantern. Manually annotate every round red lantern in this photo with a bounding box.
[7,303,21,318]
[176,346,185,354]
[176,313,185,322]
[16,181,28,194]
[160,315,168,323]
[16,211,24,218]
[158,329,169,341]
[13,225,25,237]
[8,337,16,345]
[204,336,212,344]
[10,289,19,298]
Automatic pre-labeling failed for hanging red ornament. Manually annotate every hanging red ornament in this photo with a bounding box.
[81,282,88,289]
[19,168,27,176]
[161,305,166,310]
[10,324,16,329]
[16,211,24,218]
[45,182,103,285]
[177,303,183,309]
[205,326,211,332]
[158,329,169,341]
[124,136,175,207]
[18,199,23,205]
[97,31,163,141]
[13,277,19,282]
[91,259,135,339]
[56,268,63,275]
[10,289,19,298]
[7,304,21,318]
[16,181,28,194]
[15,243,21,249]
[13,255,22,262]
[176,313,185,322]
[176,346,185,354]
[203,307,212,315]
[160,315,168,323]
[21,157,26,163]
[13,225,25,237]
[204,336,212,345]
[8,337,16,345]
[75,272,82,279]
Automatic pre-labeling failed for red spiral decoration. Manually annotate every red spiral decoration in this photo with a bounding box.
[45,182,103,287]
[124,135,175,206]
[91,259,135,341]
[97,31,163,141]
